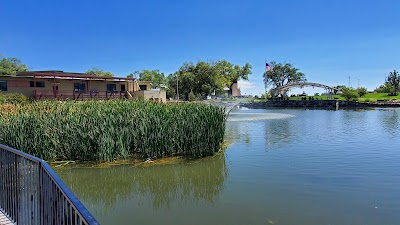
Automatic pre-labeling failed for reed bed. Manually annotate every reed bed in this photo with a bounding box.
[0,100,226,161]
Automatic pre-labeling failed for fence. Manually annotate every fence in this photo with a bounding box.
[0,144,99,225]
[33,90,128,100]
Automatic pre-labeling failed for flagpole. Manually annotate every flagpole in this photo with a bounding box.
[264,60,267,94]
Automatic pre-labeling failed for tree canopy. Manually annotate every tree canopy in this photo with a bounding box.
[0,54,28,76]
[387,70,399,95]
[166,60,251,100]
[356,87,368,97]
[129,70,166,89]
[263,62,306,95]
[374,82,393,93]
[341,86,359,101]
[214,60,252,88]
[86,67,114,77]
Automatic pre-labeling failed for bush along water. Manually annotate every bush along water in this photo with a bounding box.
[0,100,226,161]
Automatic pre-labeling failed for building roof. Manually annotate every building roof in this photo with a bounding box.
[16,71,136,81]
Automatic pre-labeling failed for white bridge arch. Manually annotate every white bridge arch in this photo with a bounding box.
[273,82,337,99]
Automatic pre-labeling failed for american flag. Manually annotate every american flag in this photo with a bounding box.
[266,63,273,72]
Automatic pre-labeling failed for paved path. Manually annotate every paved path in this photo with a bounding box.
[0,210,13,225]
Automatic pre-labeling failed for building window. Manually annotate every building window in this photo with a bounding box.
[30,81,45,88]
[107,84,117,92]
[0,81,7,91]
[139,85,147,91]
[74,83,86,92]
[120,84,126,92]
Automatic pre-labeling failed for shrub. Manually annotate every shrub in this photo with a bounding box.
[0,93,28,104]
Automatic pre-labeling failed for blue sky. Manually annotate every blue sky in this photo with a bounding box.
[1,0,399,95]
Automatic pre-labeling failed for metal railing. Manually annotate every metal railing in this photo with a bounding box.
[0,144,99,225]
[33,90,128,100]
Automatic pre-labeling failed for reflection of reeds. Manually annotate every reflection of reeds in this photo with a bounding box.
[0,100,226,161]
[56,153,228,214]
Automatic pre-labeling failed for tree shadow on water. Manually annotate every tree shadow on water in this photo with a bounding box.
[55,154,228,215]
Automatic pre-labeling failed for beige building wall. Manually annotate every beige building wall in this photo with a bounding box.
[132,90,166,102]
[0,77,52,97]
[136,81,152,91]
[0,77,134,98]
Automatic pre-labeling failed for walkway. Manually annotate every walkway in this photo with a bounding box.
[0,210,13,225]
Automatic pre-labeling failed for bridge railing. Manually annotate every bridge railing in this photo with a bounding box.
[0,144,99,225]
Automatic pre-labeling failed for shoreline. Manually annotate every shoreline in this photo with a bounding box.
[241,100,400,109]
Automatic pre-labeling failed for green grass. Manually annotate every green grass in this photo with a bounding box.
[0,100,226,161]
[358,93,400,102]
[287,93,400,102]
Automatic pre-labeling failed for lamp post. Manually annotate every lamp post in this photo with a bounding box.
[355,78,360,88]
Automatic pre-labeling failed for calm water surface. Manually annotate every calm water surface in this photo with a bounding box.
[56,108,400,225]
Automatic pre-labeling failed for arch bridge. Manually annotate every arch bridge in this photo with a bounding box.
[273,82,337,99]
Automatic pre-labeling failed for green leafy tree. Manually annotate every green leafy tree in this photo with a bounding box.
[86,67,114,77]
[263,61,306,96]
[214,60,252,91]
[0,54,28,76]
[374,82,393,93]
[188,90,195,101]
[167,60,251,100]
[133,70,166,89]
[341,86,359,101]
[333,85,345,94]
[387,70,400,95]
[356,87,368,97]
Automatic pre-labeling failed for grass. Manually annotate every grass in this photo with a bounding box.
[287,93,400,102]
[358,93,400,102]
[0,100,226,161]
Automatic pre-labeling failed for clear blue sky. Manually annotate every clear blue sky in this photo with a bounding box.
[1,0,399,95]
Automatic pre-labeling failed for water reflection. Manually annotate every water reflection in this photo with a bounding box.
[226,109,296,148]
[379,109,400,136]
[56,153,227,215]
[264,119,296,150]
[224,121,251,145]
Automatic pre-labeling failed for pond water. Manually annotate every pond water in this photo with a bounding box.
[56,108,400,225]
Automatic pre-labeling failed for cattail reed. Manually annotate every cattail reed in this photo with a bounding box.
[0,100,226,161]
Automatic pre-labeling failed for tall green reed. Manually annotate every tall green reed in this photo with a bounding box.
[0,100,226,161]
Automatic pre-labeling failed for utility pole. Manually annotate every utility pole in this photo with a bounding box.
[176,73,179,101]
[348,76,351,87]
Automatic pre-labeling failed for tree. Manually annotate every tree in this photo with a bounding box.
[214,60,252,91]
[333,85,345,94]
[263,61,306,96]
[188,90,195,101]
[133,70,166,89]
[166,60,251,100]
[341,86,359,101]
[0,54,28,76]
[356,87,368,97]
[386,70,400,95]
[374,82,393,93]
[86,67,114,77]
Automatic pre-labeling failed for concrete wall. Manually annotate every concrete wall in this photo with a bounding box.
[132,90,166,102]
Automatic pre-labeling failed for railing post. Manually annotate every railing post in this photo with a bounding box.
[38,162,43,225]
[0,145,99,224]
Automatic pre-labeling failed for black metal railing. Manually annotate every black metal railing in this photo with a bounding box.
[0,144,99,225]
